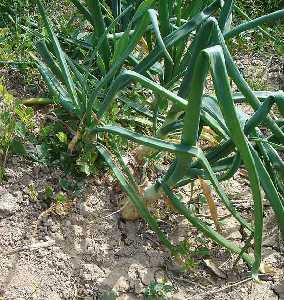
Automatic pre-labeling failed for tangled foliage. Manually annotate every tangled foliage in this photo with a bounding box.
[3,0,283,278]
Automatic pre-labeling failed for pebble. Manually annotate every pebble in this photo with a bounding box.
[56,261,65,269]
[50,225,57,233]
[0,189,19,216]
[114,276,130,292]
[72,225,83,236]
[140,270,154,286]
[42,235,50,241]
[133,279,144,294]
[155,270,167,283]
[46,218,53,227]
[81,264,105,282]
[65,220,72,227]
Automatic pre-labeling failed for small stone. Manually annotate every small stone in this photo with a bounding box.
[140,269,154,286]
[83,273,92,281]
[64,220,72,229]
[56,261,65,269]
[50,225,57,233]
[72,225,83,236]
[133,279,144,294]
[113,276,130,292]
[46,218,53,227]
[165,260,184,275]
[155,270,167,283]
[141,273,153,286]
[0,188,19,216]
[41,235,49,242]
[81,264,105,282]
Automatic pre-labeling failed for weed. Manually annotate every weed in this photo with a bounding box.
[28,182,38,202]
[172,239,211,271]
[232,1,284,55]
[144,281,174,300]
[0,82,36,181]
[59,177,86,197]
[55,192,68,204]
[43,185,54,206]
[236,1,284,16]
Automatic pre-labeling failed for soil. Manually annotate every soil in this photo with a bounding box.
[0,68,46,100]
[0,156,283,300]
[0,53,283,299]
[235,53,283,91]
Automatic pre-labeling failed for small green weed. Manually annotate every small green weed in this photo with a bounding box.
[0,82,35,181]
[236,0,284,16]
[172,240,211,272]
[32,116,100,176]
[42,183,81,207]
[59,177,86,197]
[0,83,102,180]
[233,1,284,54]
[55,192,68,204]
[27,182,38,202]
[43,185,54,206]
[144,281,174,300]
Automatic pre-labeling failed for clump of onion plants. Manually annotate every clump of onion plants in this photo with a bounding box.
[33,0,284,278]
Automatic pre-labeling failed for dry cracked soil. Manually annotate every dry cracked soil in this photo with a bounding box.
[0,157,283,300]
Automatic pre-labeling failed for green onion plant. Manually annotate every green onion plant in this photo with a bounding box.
[34,0,284,278]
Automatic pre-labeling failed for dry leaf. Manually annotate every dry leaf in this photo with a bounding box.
[164,196,177,211]
[259,263,276,274]
[203,259,227,279]
[239,169,249,178]
[68,131,80,154]
[199,177,221,233]
[119,196,140,221]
